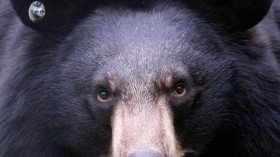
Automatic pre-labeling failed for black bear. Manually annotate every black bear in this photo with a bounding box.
[0,0,280,156]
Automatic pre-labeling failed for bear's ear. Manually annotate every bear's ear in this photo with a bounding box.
[10,0,98,33]
[185,0,273,31]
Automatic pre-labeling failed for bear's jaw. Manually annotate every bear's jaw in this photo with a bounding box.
[110,97,184,157]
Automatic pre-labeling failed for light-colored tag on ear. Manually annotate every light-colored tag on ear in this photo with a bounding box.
[28,1,45,23]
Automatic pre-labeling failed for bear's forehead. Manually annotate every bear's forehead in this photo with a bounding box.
[103,53,185,81]
[74,4,199,58]
[67,3,218,92]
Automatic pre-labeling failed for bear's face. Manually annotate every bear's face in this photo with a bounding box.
[56,5,233,157]
[4,0,275,157]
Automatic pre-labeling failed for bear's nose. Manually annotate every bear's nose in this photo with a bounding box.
[127,150,164,157]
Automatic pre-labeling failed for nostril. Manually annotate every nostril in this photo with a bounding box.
[128,150,164,157]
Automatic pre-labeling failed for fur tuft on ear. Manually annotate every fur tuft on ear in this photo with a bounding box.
[10,0,98,33]
[183,0,273,31]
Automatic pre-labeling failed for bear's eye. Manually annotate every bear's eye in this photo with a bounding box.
[97,88,112,102]
[171,83,188,98]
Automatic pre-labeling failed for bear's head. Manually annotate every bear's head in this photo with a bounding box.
[6,0,277,157]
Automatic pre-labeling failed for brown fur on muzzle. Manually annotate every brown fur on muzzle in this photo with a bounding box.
[110,97,184,157]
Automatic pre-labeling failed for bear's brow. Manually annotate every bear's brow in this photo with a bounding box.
[108,72,118,92]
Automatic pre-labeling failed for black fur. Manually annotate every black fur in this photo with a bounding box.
[0,0,280,157]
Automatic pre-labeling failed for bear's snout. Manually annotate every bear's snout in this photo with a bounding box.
[127,150,164,157]
[110,97,184,157]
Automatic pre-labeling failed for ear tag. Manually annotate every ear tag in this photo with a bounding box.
[28,1,45,23]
